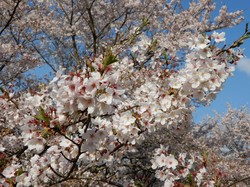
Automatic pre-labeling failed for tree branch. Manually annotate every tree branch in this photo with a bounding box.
[0,0,21,35]
[227,176,250,187]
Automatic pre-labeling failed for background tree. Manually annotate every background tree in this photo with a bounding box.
[191,106,250,186]
[132,106,250,186]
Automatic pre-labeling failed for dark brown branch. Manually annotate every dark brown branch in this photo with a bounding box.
[52,127,78,146]
[14,146,28,158]
[0,64,5,72]
[30,43,57,72]
[0,0,21,35]
[217,23,250,57]
[85,0,97,54]
[98,179,123,187]
[69,0,80,65]
[227,176,250,187]
[0,64,27,87]
[49,165,65,178]
[114,9,129,45]
[60,151,73,163]
[56,145,82,184]
[109,141,127,155]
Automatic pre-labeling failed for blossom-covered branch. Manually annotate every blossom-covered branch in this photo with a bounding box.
[0,1,249,187]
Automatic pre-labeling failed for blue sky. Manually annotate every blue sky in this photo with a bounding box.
[193,0,250,122]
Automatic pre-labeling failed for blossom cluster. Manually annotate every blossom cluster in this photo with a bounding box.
[151,145,215,187]
[0,29,244,186]
[169,32,236,105]
[0,0,244,89]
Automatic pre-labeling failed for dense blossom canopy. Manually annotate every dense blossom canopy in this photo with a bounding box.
[0,0,249,186]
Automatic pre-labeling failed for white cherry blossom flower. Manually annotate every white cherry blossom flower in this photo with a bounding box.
[212,31,226,43]
[155,170,167,181]
[165,155,178,169]
[191,34,210,50]
[78,96,95,113]
[0,144,5,151]
[25,137,46,153]
[98,87,114,104]
[2,164,20,178]
[160,95,172,111]
[153,154,168,168]
[164,179,174,187]
[16,173,32,187]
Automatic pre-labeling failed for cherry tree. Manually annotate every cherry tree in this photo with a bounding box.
[134,106,250,187]
[191,106,250,186]
[0,0,244,89]
[0,0,249,186]
[0,0,42,89]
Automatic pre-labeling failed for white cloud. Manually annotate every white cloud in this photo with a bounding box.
[238,58,250,76]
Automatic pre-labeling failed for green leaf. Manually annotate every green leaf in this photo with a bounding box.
[41,127,52,139]
[134,179,143,187]
[102,50,117,68]
[187,173,194,185]
[142,17,150,27]
[34,107,50,123]
[16,168,24,176]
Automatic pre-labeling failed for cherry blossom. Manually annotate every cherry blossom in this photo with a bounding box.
[0,0,249,186]
[2,164,20,178]
[212,31,226,43]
